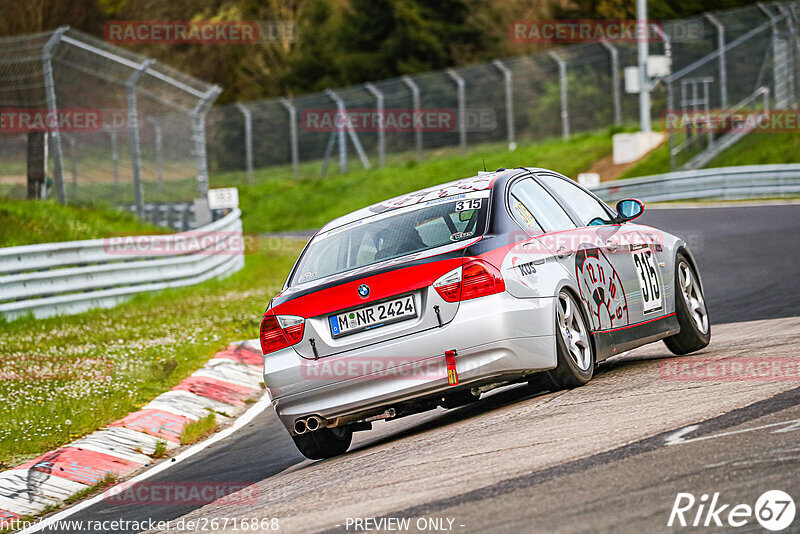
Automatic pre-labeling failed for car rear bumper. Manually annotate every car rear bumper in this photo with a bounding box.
[263,292,557,433]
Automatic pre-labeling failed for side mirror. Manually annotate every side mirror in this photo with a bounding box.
[615,198,644,222]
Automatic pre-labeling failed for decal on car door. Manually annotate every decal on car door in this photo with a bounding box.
[575,244,629,330]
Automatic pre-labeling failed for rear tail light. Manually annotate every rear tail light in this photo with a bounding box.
[432,259,505,302]
[260,314,305,355]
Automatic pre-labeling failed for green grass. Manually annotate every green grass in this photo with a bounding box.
[0,237,303,466]
[0,198,165,247]
[619,131,800,179]
[214,131,615,234]
[180,412,216,445]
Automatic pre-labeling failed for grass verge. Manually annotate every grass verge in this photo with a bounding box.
[0,199,165,247]
[0,237,303,466]
[180,412,217,445]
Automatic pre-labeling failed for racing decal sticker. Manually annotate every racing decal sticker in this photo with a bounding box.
[632,246,664,314]
[450,231,474,241]
[575,244,629,330]
[455,198,481,211]
[369,175,494,213]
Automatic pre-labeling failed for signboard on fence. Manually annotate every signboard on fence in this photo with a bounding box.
[208,188,239,210]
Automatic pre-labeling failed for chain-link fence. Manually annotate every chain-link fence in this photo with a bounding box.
[0,27,220,214]
[209,2,799,180]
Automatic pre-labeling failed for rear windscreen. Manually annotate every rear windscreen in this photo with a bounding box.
[290,192,490,286]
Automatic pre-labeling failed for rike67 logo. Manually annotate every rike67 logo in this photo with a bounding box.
[669,490,795,531]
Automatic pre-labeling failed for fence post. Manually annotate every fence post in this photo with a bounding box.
[192,85,222,199]
[325,88,348,173]
[758,3,785,108]
[234,103,254,184]
[326,88,371,171]
[667,74,676,171]
[774,3,798,108]
[446,68,467,153]
[41,26,68,205]
[66,134,77,199]
[402,75,423,160]
[704,13,728,109]
[492,60,516,150]
[548,51,569,139]
[108,127,120,197]
[146,117,164,191]
[364,83,386,167]
[126,58,154,219]
[599,41,622,126]
[280,98,299,177]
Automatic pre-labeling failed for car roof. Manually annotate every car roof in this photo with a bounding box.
[316,170,522,235]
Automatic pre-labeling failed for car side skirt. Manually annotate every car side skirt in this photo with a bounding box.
[592,312,681,361]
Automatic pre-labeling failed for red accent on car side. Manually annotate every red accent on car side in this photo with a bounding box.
[271,258,463,318]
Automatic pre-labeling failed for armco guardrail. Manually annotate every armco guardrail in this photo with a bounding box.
[0,209,244,320]
[590,164,800,203]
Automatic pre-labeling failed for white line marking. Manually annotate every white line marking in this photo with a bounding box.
[665,418,800,446]
[21,394,271,534]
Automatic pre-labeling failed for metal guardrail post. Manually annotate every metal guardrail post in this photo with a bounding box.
[446,69,467,153]
[146,117,164,191]
[402,75,423,160]
[126,58,154,219]
[599,41,622,126]
[192,85,222,199]
[548,51,569,139]
[364,83,386,167]
[705,13,729,109]
[491,60,516,150]
[41,27,68,205]
[774,2,799,108]
[758,3,785,108]
[280,98,299,177]
[234,103,254,184]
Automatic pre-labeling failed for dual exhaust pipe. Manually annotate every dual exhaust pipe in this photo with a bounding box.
[294,415,326,435]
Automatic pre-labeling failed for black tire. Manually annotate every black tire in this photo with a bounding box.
[664,254,711,355]
[533,290,594,391]
[291,425,353,460]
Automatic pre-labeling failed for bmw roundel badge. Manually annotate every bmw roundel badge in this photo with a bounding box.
[357,284,370,298]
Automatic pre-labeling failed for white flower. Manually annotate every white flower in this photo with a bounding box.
[65,419,72,425]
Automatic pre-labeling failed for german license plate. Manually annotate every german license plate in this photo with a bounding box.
[329,295,416,338]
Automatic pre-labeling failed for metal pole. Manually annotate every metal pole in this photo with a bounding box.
[234,103,254,184]
[146,117,164,191]
[774,3,798,108]
[326,89,370,170]
[492,60,516,150]
[705,13,728,109]
[364,83,386,167]
[191,85,222,199]
[667,80,675,171]
[126,58,154,219]
[280,98,299,177]
[446,68,467,152]
[66,134,77,199]
[548,51,569,139]
[41,26,68,204]
[402,75,423,160]
[758,2,781,108]
[637,0,652,132]
[325,89,347,173]
[599,41,622,126]
[109,128,120,197]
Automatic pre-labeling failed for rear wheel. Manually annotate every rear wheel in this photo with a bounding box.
[664,255,710,355]
[533,291,594,391]
[291,425,353,460]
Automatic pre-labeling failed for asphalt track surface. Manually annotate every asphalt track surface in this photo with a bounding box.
[44,204,800,534]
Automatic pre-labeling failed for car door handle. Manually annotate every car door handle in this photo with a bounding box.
[556,246,572,259]
[605,240,619,252]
